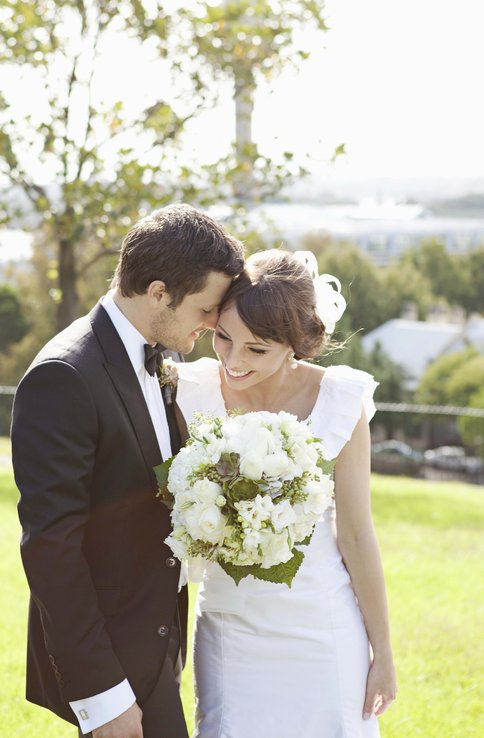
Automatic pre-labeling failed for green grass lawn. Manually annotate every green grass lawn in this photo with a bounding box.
[1,436,483,736]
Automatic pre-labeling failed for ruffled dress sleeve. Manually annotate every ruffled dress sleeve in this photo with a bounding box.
[176,356,225,425]
[311,365,379,460]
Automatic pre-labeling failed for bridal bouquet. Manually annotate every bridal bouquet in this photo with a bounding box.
[155,411,335,587]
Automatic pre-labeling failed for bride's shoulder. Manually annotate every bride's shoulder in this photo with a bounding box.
[176,356,220,385]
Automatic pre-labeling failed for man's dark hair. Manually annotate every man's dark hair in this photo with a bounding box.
[112,204,244,306]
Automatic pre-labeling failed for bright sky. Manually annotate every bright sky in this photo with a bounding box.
[184,0,484,180]
[1,0,484,184]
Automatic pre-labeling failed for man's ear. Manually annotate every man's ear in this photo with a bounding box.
[146,280,167,303]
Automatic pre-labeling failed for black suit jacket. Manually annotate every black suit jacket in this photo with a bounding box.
[11,302,187,725]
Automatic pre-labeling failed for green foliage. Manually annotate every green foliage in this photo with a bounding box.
[446,355,484,407]
[457,389,484,455]
[401,239,483,314]
[0,284,29,351]
[154,457,175,509]
[180,1,328,79]
[416,348,484,452]
[415,347,479,406]
[219,547,304,587]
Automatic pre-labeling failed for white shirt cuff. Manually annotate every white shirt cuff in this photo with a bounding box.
[69,679,136,734]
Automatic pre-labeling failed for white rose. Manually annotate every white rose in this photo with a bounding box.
[262,452,293,478]
[184,503,227,544]
[191,479,223,505]
[173,490,196,511]
[271,499,297,532]
[239,449,264,480]
[259,530,293,569]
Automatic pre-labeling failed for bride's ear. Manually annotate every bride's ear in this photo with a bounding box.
[146,280,167,303]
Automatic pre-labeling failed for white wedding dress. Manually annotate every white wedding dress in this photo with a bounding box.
[177,357,380,738]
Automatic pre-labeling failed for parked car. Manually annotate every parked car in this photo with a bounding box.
[424,446,484,479]
[371,440,424,476]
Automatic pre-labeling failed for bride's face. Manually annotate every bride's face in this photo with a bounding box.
[213,303,292,389]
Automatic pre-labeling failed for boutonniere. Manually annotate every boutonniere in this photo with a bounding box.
[158,357,178,405]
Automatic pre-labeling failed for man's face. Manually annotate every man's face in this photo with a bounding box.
[150,271,232,354]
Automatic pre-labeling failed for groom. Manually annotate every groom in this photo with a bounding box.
[11,204,244,738]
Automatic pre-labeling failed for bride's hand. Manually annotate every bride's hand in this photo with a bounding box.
[363,653,397,719]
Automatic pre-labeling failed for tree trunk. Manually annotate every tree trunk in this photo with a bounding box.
[233,64,255,202]
[57,236,78,331]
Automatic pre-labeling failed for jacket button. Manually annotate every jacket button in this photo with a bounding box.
[166,557,177,568]
[157,625,169,637]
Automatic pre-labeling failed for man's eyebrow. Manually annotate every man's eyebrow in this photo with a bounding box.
[217,322,271,347]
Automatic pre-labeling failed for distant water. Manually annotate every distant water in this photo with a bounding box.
[242,202,484,244]
[2,202,484,266]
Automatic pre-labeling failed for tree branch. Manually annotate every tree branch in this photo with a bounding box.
[77,246,120,276]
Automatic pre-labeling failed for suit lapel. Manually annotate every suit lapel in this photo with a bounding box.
[89,302,162,471]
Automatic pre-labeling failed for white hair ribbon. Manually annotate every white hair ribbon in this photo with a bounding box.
[293,251,347,334]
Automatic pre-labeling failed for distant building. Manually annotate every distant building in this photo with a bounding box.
[362,316,484,390]
[235,201,484,265]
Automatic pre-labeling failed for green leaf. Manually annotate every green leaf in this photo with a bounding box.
[297,530,314,546]
[218,549,305,588]
[228,476,260,501]
[317,458,336,477]
[154,457,175,509]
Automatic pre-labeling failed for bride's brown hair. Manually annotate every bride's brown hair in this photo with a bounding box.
[220,249,327,360]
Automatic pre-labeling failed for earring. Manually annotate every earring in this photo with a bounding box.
[288,352,298,370]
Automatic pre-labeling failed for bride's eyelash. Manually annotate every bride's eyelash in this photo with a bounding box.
[216,332,267,355]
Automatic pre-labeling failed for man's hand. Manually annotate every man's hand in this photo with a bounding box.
[92,702,143,738]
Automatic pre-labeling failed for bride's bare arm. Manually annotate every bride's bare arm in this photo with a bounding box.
[334,411,397,718]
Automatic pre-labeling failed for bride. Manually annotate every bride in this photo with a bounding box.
[176,249,396,738]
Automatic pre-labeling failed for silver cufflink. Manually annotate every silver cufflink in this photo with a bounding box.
[79,709,89,720]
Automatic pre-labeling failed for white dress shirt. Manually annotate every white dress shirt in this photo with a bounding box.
[70,292,172,734]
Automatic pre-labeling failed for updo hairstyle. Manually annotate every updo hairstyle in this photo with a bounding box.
[220,249,326,360]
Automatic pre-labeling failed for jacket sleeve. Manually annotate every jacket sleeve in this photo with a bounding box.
[11,359,127,700]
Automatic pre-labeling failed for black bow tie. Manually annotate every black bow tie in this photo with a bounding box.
[144,343,165,377]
